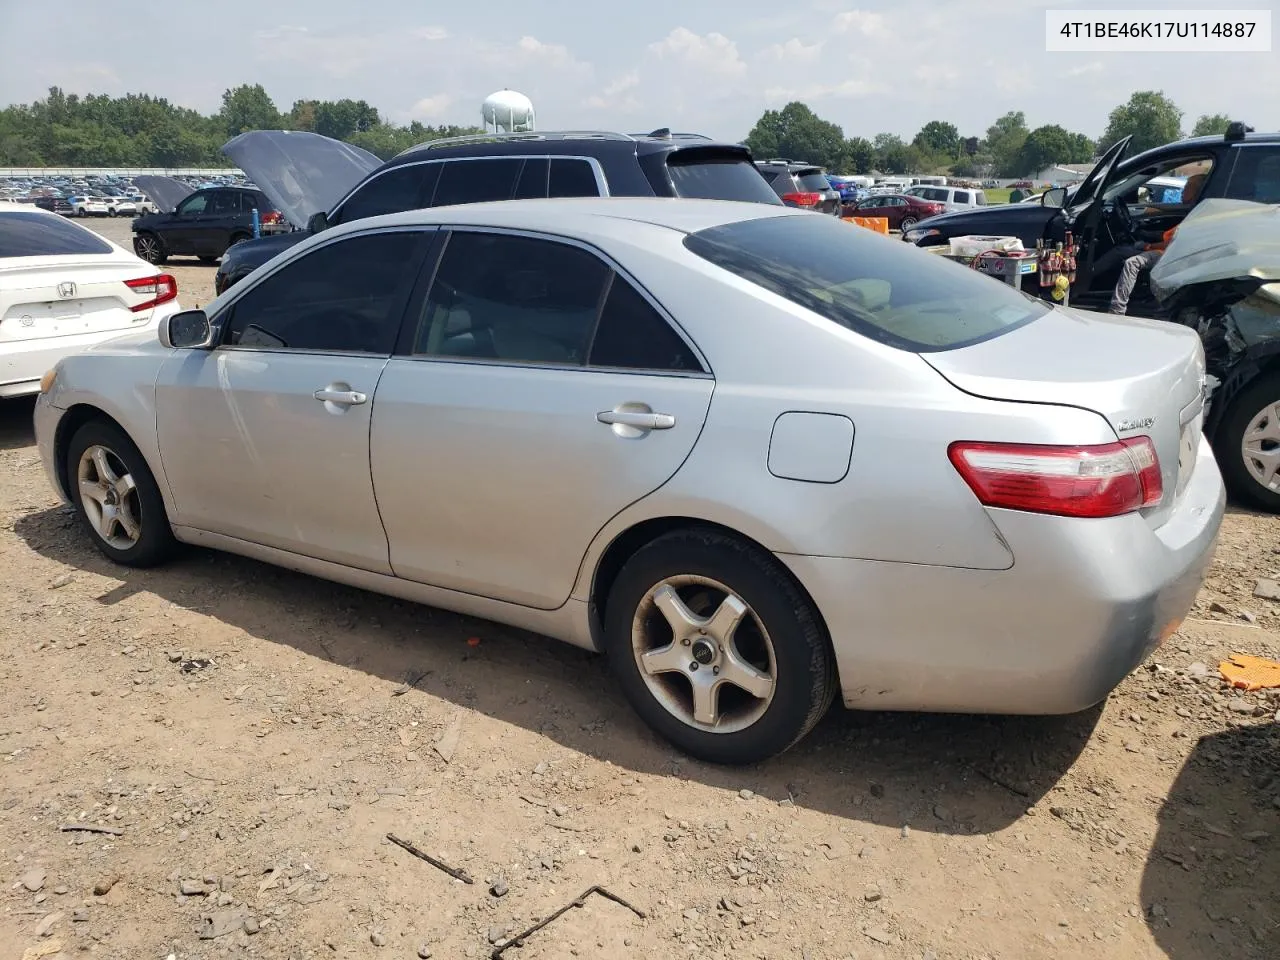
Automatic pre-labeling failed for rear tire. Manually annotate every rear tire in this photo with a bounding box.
[66,419,177,568]
[899,216,918,231]
[1215,373,1280,514]
[602,529,836,765]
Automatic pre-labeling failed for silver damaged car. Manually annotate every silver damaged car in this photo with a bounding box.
[33,198,1226,764]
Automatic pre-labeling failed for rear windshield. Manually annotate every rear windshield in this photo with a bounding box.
[683,213,1048,352]
[795,172,832,193]
[668,154,783,205]
[0,210,113,258]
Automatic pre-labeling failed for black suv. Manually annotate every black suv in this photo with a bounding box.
[214,129,782,293]
[132,186,277,265]
[754,160,842,215]
[903,123,1280,313]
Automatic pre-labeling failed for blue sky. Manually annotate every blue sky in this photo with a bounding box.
[0,1,1273,142]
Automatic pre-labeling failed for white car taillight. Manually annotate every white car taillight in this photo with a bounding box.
[125,274,178,313]
[948,438,1163,519]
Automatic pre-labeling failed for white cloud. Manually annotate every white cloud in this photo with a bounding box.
[583,72,641,111]
[412,26,449,41]
[832,10,888,37]
[764,78,883,103]
[409,94,454,121]
[648,28,746,77]
[758,38,823,63]
[1063,61,1104,77]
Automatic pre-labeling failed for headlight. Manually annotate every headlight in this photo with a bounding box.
[903,228,940,244]
[39,368,57,394]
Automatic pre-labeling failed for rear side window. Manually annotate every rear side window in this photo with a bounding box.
[922,188,948,202]
[514,158,549,199]
[683,214,1048,352]
[549,159,599,197]
[1227,148,1280,204]
[209,191,241,215]
[0,210,112,257]
[433,158,522,207]
[953,191,970,204]
[336,166,430,223]
[240,193,265,214]
[589,277,702,372]
[669,154,783,203]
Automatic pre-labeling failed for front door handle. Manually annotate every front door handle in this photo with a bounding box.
[314,387,367,405]
[596,409,675,430]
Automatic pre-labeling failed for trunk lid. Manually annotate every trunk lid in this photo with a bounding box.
[922,305,1207,526]
[0,256,163,344]
[221,130,383,230]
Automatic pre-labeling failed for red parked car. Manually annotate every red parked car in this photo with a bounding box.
[842,193,946,231]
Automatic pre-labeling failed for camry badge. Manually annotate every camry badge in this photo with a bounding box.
[1117,416,1155,432]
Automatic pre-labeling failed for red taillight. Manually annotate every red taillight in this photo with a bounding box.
[125,273,178,313]
[261,210,283,225]
[782,192,822,207]
[948,438,1163,519]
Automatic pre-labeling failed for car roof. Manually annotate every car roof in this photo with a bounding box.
[385,130,742,166]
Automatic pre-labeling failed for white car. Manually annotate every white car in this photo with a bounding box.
[904,184,988,213]
[1,206,181,398]
[108,198,138,217]
[68,195,111,217]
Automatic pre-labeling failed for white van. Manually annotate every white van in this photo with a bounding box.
[904,184,987,212]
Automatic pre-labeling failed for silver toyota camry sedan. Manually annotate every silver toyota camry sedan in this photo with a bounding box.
[32,197,1225,765]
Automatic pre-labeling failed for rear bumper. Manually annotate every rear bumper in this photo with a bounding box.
[1,318,169,398]
[780,435,1225,714]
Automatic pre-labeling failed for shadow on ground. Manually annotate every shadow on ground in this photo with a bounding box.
[0,396,35,451]
[17,504,1102,835]
[1142,723,1280,960]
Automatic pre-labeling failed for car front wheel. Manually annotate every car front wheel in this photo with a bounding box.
[1216,373,1280,513]
[603,529,836,765]
[899,216,918,231]
[134,233,166,265]
[66,419,177,567]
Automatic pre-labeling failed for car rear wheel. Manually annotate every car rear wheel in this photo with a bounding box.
[66,419,177,568]
[899,216,918,231]
[1216,373,1280,513]
[603,529,836,764]
[134,233,166,265]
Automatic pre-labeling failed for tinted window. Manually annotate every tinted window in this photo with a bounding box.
[670,155,783,203]
[0,210,113,257]
[684,214,1048,352]
[1227,148,1280,203]
[795,172,832,193]
[209,191,241,215]
[589,276,701,372]
[177,193,208,216]
[224,231,425,354]
[514,158,549,199]
[408,231,609,364]
[923,188,948,202]
[432,158,521,207]
[335,166,428,223]
[240,193,264,214]
[953,191,970,204]
[549,159,599,197]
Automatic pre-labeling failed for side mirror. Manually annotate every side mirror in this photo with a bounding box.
[307,211,330,234]
[159,309,215,350]
[1042,187,1068,209]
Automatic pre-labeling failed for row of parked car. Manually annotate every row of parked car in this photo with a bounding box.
[7,118,1275,768]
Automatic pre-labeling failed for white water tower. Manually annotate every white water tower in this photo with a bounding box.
[482,89,535,133]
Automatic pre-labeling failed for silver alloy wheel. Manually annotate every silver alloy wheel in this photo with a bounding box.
[136,235,159,262]
[630,574,777,734]
[76,444,142,550]
[1241,399,1280,493]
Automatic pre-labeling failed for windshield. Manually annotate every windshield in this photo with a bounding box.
[0,210,113,257]
[667,154,783,204]
[684,213,1048,352]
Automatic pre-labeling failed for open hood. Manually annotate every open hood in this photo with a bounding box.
[132,175,195,214]
[221,130,383,230]
[1065,135,1130,218]
[1150,198,1280,300]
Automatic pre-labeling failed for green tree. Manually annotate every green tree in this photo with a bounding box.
[842,136,875,174]
[912,120,960,158]
[1099,90,1182,154]
[871,133,920,174]
[313,99,381,140]
[985,110,1028,178]
[743,102,848,170]
[1016,125,1095,176]
[1191,112,1232,137]
[219,84,281,138]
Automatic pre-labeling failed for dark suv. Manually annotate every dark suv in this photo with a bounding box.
[214,128,782,293]
[132,186,277,265]
[754,160,842,215]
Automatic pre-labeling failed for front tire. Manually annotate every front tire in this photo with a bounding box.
[603,529,836,765]
[66,419,177,567]
[134,232,167,265]
[1216,373,1280,513]
[899,216,918,231]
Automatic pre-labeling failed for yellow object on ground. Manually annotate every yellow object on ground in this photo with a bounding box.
[1219,653,1280,691]
[842,216,889,234]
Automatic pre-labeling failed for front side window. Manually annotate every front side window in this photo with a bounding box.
[408,231,609,364]
[209,191,241,216]
[222,230,427,354]
[176,193,208,217]
[684,213,1048,352]
[334,166,429,223]
[432,158,522,207]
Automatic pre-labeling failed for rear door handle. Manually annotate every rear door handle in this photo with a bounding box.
[596,410,675,430]
[314,388,367,405]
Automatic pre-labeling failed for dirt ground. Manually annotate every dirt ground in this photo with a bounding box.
[2,218,1278,960]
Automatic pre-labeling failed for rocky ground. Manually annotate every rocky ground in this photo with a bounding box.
[2,219,1278,960]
